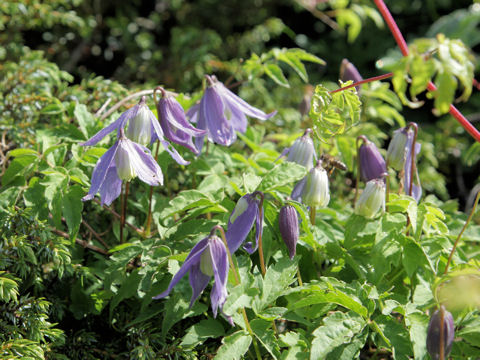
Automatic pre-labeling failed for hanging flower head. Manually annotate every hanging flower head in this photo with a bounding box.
[279,203,299,260]
[358,136,387,182]
[280,128,316,170]
[153,229,229,319]
[354,178,386,219]
[292,160,330,207]
[82,129,163,205]
[187,75,277,153]
[225,192,264,254]
[154,87,206,155]
[81,96,189,165]
[426,306,455,360]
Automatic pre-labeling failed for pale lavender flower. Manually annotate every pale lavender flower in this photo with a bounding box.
[153,234,229,319]
[226,192,264,254]
[81,96,189,165]
[82,131,163,205]
[426,306,455,360]
[358,137,387,182]
[155,88,206,155]
[279,204,299,259]
[187,75,277,153]
[280,128,316,170]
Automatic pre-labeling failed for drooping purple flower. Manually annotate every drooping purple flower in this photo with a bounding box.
[292,160,330,207]
[279,204,299,259]
[225,192,264,254]
[426,306,455,360]
[82,132,163,205]
[187,75,277,153]
[81,96,189,165]
[280,128,316,170]
[358,136,387,182]
[340,58,363,92]
[155,88,206,155]
[153,234,229,319]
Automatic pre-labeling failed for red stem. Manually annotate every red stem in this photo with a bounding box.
[329,73,393,94]
[373,0,480,143]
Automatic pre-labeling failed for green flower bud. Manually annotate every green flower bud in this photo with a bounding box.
[302,161,330,208]
[355,179,385,218]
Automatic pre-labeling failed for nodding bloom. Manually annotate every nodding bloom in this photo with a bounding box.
[153,232,229,319]
[279,203,299,260]
[281,128,316,170]
[292,160,330,207]
[81,96,189,165]
[155,88,206,155]
[82,130,163,205]
[340,59,363,92]
[426,306,455,360]
[354,178,385,219]
[225,192,264,254]
[358,136,387,182]
[386,125,422,202]
[187,75,277,153]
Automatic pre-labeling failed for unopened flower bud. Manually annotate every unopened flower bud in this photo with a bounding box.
[287,129,315,170]
[126,102,152,146]
[279,204,299,259]
[115,139,137,181]
[340,59,363,92]
[358,138,387,182]
[302,161,330,208]
[386,128,409,171]
[355,179,385,218]
[426,306,455,360]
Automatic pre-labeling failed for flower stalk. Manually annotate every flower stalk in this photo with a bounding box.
[120,181,129,243]
[406,122,418,197]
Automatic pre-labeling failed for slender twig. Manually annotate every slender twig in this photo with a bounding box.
[144,141,160,238]
[439,305,445,360]
[93,199,141,232]
[94,98,112,117]
[81,220,109,249]
[120,182,130,243]
[100,90,154,121]
[444,190,480,275]
[373,0,480,143]
[406,123,418,197]
[296,0,339,30]
[329,73,394,94]
[213,226,262,360]
[51,228,109,256]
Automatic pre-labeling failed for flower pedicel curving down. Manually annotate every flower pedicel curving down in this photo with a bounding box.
[81,96,189,165]
[153,232,230,321]
[82,129,163,205]
[187,75,277,153]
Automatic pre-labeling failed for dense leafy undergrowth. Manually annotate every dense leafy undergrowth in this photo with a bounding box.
[2,1,480,359]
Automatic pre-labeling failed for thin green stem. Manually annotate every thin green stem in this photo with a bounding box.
[120,182,129,243]
[144,141,160,237]
[310,206,316,226]
[444,190,480,275]
[296,268,303,286]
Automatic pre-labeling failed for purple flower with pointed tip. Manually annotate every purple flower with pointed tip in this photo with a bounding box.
[187,75,277,153]
[81,96,189,166]
[225,192,264,254]
[426,306,455,360]
[340,58,363,93]
[156,88,206,155]
[153,234,229,319]
[82,134,163,205]
[279,204,299,259]
[358,137,387,182]
[279,128,316,170]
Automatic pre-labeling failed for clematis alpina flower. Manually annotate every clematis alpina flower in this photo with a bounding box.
[225,192,264,254]
[426,306,455,360]
[292,160,330,207]
[386,127,409,171]
[81,96,189,165]
[155,88,206,155]
[355,178,385,218]
[404,129,422,202]
[153,233,229,319]
[82,131,163,205]
[281,128,316,170]
[279,204,299,259]
[187,75,277,153]
[340,59,363,92]
[358,136,387,182]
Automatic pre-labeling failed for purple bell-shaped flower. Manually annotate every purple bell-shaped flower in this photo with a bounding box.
[279,203,299,259]
[358,136,387,182]
[426,306,455,360]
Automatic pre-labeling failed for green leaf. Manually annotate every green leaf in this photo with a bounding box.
[74,103,96,138]
[62,184,83,241]
[374,315,413,360]
[405,312,429,360]
[285,48,325,65]
[181,319,225,348]
[433,71,456,115]
[277,52,308,82]
[214,331,252,360]
[2,155,38,186]
[258,162,306,193]
[251,319,281,359]
[336,8,362,42]
[161,293,208,338]
[311,311,365,359]
[264,63,290,87]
